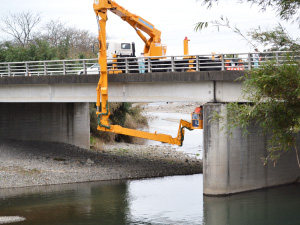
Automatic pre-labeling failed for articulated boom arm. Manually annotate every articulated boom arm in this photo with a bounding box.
[93,0,199,146]
[93,0,165,57]
[98,119,193,146]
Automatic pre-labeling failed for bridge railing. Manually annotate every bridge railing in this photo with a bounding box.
[0,51,298,77]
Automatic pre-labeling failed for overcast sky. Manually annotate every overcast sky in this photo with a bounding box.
[0,0,299,55]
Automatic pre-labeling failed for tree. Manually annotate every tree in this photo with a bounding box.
[197,0,300,23]
[248,24,300,51]
[195,16,300,51]
[221,59,300,166]
[42,19,67,48]
[196,0,300,165]
[0,11,41,47]
[41,19,98,59]
[0,14,98,61]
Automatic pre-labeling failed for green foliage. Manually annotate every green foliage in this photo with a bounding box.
[222,58,300,164]
[90,103,148,144]
[90,136,96,146]
[56,37,70,60]
[249,24,300,51]
[0,13,98,62]
[197,0,300,23]
[194,22,208,32]
[0,40,57,62]
[195,1,300,51]
[109,103,132,127]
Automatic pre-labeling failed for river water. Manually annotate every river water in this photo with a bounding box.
[145,111,203,158]
[1,110,300,224]
[1,175,300,225]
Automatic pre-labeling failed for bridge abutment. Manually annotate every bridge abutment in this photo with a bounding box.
[203,103,300,195]
[0,103,90,149]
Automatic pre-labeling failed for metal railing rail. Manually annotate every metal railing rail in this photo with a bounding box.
[0,51,298,77]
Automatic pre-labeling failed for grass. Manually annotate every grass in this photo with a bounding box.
[117,148,129,154]
[53,157,66,161]
[90,136,96,146]
[90,102,149,144]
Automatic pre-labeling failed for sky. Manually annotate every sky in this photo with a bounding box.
[0,0,299,56]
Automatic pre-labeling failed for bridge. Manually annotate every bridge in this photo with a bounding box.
[0,71,244,103]
[0,51,299,196]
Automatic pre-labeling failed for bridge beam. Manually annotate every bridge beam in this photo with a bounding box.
[0,103,90,149]
[0,72,246,103]
[203,103,300,195]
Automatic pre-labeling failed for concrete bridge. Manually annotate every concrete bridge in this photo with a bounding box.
[0,71,244,103]
[0,64,299,196]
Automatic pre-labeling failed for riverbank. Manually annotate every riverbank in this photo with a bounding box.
[0,138,202,189]
[142,102,201,114]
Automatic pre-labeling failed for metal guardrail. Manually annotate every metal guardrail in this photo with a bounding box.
[0,51,298,77]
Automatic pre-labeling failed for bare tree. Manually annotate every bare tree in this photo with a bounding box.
[65,27,98,58]
[0,11,41,47]
[42,19,67,47]
[42,19,97,58]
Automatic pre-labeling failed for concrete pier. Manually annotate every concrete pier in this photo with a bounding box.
[0,103,90,149]
[203,103,300,195]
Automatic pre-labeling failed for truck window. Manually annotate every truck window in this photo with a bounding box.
[106,43,109,49]
[121,43,131,49]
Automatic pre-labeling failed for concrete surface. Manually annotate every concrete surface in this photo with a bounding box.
[203,103,300,195]
[0,71,246,103]
[0,103,90,149]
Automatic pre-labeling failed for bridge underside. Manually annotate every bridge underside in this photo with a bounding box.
[0,103,90,149]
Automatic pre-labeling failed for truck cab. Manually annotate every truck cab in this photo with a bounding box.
[107,40,136,58]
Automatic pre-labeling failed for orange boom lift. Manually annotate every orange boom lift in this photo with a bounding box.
[93,0,202,146]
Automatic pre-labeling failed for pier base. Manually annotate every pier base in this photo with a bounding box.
[203,103,300,195]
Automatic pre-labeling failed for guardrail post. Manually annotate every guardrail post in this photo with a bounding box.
[63,61,66,75]
[83,60,87,75]
[171,56,175,72]
[44,62,47,75]
[221,54,225,71]
[248,53,252,70]
[125,58,129,73]
[25,62,29,76]
[8,63,11,77]
[147,58,151,73]
[196,55,199,71]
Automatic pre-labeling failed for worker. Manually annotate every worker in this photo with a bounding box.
[138,52,145,73]
[253,48,260,68]
[192,105,203,128]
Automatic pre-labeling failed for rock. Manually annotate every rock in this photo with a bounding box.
[86,158,95,166]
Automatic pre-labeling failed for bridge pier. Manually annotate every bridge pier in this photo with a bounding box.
[203,103,300,195]
[0,103,90,149]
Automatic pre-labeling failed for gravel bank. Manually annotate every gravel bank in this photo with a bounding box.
[143,102,203,114]
[0,139,202,189]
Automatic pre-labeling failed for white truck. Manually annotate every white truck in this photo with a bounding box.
[78,40,136,75]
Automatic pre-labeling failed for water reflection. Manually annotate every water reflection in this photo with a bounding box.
[0,181,129,225]
[126,175,203,225]
[0,175,300,225]
[203,184,300,225]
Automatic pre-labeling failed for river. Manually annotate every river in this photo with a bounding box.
[1,110,300,224]
[1,175,300,225]
[145,111,203,158]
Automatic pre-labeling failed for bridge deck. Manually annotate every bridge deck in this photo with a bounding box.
[0,71,245,103]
